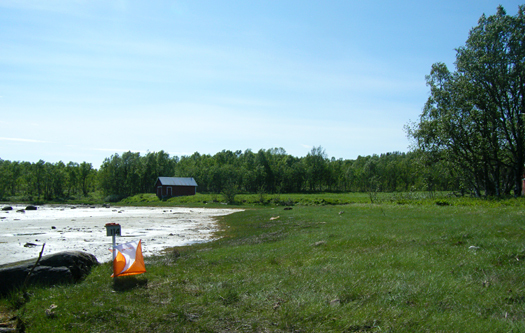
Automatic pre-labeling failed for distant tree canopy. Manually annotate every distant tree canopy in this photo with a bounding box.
[409,5,525,197]
[0,159,96,200]
[0,147,456,200]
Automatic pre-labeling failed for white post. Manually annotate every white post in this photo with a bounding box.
[112,233,116,262]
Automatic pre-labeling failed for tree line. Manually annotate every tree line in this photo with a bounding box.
[0,148,457,201]
[0,159,96,200]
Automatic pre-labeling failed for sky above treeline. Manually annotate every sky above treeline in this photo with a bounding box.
[1,0,523,168]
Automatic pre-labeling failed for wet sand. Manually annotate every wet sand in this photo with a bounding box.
[0,205,241,266]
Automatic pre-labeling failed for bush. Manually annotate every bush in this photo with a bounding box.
[221,182,238,204]
[104,194,125,203]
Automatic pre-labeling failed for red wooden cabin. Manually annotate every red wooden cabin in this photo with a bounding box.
[155,177,198,199]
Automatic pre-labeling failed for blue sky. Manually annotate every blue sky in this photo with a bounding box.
[1,0,523,168]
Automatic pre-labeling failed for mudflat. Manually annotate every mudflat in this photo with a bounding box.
[0,205,240,266]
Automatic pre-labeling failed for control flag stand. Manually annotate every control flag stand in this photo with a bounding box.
[105,223,121,265]
[105,223,146,278]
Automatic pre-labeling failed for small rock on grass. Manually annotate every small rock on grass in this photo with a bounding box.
[45,304,58,318]
[330,299,341,307]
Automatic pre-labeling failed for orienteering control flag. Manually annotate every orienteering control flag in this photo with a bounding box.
[112,240,146,277]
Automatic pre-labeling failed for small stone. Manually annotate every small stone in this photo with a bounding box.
[330,299,341,306]
[45,304,58,318]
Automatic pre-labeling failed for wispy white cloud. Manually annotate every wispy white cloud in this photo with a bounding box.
[90,148,144,153]
[0,137,49,143]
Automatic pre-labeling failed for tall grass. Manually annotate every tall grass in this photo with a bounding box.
[3,203,525,332]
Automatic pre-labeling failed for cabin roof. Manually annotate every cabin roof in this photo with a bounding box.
[157,177,198,187]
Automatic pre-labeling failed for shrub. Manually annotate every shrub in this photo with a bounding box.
[221,182,238,204]
[104,194,124,203]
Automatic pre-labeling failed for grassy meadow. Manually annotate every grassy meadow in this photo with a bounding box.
[119,191,525,208]
[2,196,525,332]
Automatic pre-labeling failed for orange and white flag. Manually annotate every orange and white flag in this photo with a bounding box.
[111,240,146,277]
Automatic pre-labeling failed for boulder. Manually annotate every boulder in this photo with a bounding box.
[2,206,13,211]
[25,205,37,211]
[0,251,98,296]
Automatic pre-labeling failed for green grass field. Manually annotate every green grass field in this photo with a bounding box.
[3,199,525,332]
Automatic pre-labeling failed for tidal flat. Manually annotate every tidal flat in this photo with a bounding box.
[0,205,240,265]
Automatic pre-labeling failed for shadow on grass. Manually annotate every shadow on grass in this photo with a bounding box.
[112,276,148,292]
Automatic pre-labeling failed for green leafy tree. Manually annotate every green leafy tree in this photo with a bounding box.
[65,162,79,197]
[99,154,123,197]
[304,146,328,191]
[79,162,94,196]
[409,5,525,197]
[0,159,7,199]
[0,160,22,198]
[50,161,66,199]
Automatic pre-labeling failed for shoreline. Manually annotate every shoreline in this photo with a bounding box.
[0,204,241,266]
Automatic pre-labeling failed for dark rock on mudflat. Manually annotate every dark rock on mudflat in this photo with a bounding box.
[25,205,37,211]
[0,251,99,296]
[2,206,13,211]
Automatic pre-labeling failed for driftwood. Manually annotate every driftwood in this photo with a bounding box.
[23,243,46,291]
